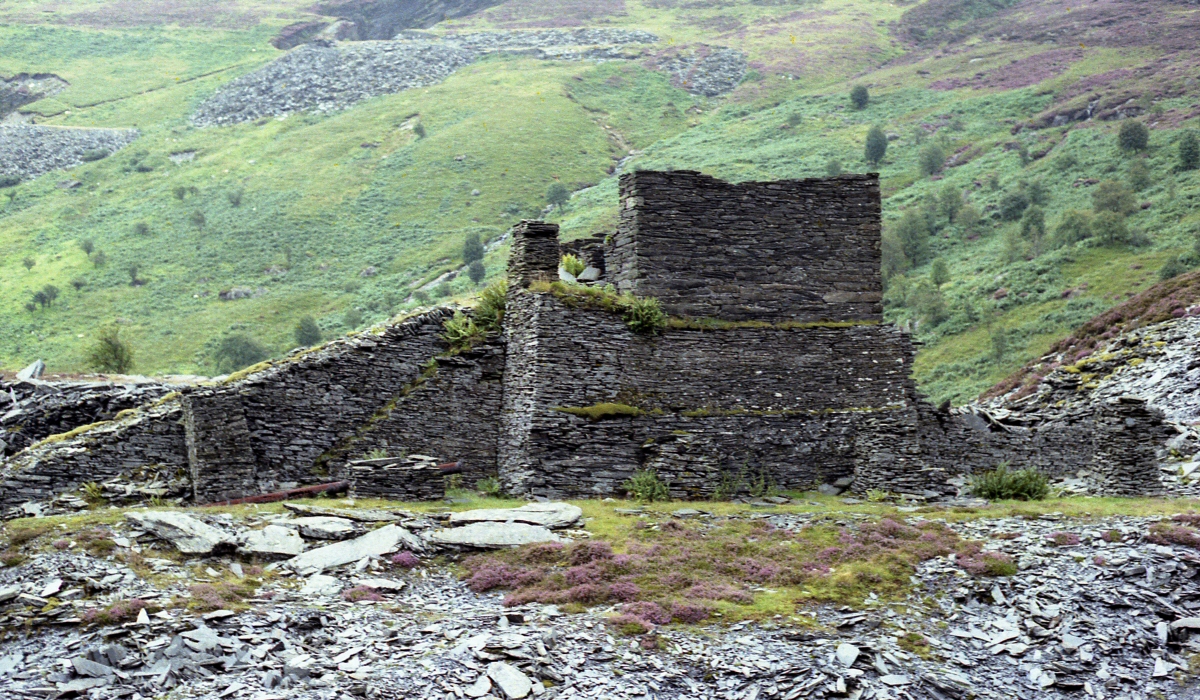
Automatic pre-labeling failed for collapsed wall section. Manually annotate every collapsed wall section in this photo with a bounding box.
[609,171,883,322]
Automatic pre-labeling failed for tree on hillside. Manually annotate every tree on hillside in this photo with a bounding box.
[1053,210,1094,247]
[918,143,945,177]
[930,258,950,287]
[468,260,486,285]
[850,85,869,110]
[190,209,206,230]
[127,264,143,286]
[32,284,58,310]
[864,125,888,166]
[86,327,134,374]
[212,334,268,373]
[1020,206,1046,256]
[547,183,570,209]
[22,257,35,270]
[1118,120,1149,152]
[938,183,962,223]
[295,315,322,347]
[957,204,981,234]
[462,232,484,264]
[881,230,908,281]
[1091,210,1131,246]
[1180,132,1199,171]
[999,191,1030,221]
[894,208,930,266]
[1127,160,1151,191]
[1092,180,1136,215]
[79,239,94,255]
[1021,179,1049,206]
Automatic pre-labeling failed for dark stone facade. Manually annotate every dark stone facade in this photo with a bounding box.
[0,171,1172,509]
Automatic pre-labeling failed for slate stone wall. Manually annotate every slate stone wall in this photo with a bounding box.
[182,390,258,503]
[497,289,917,498]
[608,170,883,322]
[321,339,505,484]
[0,402,186,509]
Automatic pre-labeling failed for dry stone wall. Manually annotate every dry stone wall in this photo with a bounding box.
[320,339,505,484]
[609,171,883,322]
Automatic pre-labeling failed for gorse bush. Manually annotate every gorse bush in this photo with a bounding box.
[561,253,586,277]
[968,463,1049,501]
[86,327,134,373]
[622,469,670,502]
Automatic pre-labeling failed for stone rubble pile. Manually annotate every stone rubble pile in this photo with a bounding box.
[981,315,1200,497]
[3,507,1199,699]
[0,124,139,182]
[192,28,743,127]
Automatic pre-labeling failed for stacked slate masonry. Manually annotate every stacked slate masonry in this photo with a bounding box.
[0,171,1171,510]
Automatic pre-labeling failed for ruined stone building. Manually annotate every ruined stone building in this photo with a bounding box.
[0,171,1171,511]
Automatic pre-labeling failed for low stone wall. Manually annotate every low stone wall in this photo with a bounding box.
[1,379,181,457]
[0,401,186,509]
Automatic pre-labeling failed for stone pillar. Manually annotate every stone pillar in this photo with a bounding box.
[507,220,560,288]
[182,390,259,503]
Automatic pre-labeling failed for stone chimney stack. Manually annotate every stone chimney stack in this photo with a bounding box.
[506,220,561,287]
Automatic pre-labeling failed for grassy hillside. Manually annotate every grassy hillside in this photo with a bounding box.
[1,0,1198,405]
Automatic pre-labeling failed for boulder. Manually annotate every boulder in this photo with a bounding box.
[125,511,235,555]
[288,524,422,574]
[300,574,343,597]
[429,522,560,549]
[278,516,359,540]
[239,525,306,557]
[487,661,533,699]
[447,502,582,529]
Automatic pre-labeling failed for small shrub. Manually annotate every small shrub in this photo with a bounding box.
[1091,210,1132,246]
[79,239,94,255]
[442,311,488,351]
[70,277,86,291]
[825,159,843,177]
[1146,522,1200,548]
[81,599,150,626]
[294,315,322,346]
[624,296,667,335]
[1118,120,1149,152]
[0,174,20,188]
[190,209,206,229]
[1054,152,1079,172]
[413,123,426,139]
[22,256,35,270]
[86,327,134,373]
[91,250,106,267]
[343,308,364,328]
[561,253,586,277]
[1100,529,1123,543]
[1048,532,1081,547]
[1093,180,1137,215]
[227,189,243,207]
[1159,256,1188,281]
[1053,210,1093,247]
[391,551,420,568]
[622,469,670,502]
[850,85,869,110]
[342,585,383,602]
[80,148,109,162]
[864,125,888,165]
[930,258,950,287]
[476,477,502,497]
[968,463,1049,501]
